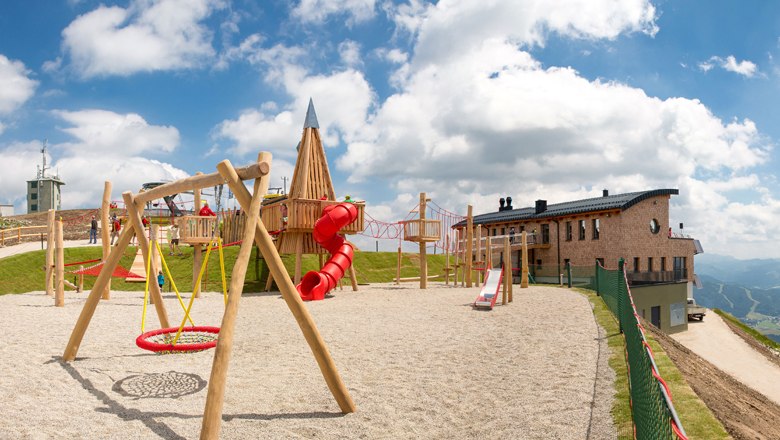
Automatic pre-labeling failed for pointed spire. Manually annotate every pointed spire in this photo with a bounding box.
[303,98,319,129]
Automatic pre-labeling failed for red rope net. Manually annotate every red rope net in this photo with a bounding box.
[69,262,143,279]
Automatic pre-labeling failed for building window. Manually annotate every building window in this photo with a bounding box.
[661,257,666,271]
[564,258,570,269]
[578,220,586,240]
[592,218,600,240]
[673,257,687,280]
[650,218,661,234]
[633,257,640,272]
[31,193,37,200]
[541,224,550,244]
[647,257,653,272]
[565,221,572,241]
[519,225,525,233]
[30,181,37,189]
[536,259,542,269]
[31,204,37,211]
[501,227,505,236]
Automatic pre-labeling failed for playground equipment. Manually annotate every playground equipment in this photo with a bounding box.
[261,99,365,295]
[473,268,503,309]
[61,152,355,439]
[297,202,358,301]
[135,236,227,353]
[398,192,441,289]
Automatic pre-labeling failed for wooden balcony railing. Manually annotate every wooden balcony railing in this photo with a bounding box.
[402,219,441,242]
[260,199,365,234]
[178,216,218,244]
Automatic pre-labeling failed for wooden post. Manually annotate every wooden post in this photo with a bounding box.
[201,158,268,439]
[419,192,428,289]
[445,234,450,286]
[193,171,203,298]
[506,235,513,302]
[348,265,358,291]
[294,234,303,284]
[78,265,84,293]
[217,154,355,421]
[396,246,401,284]
[63,227,134,361]
[502,236,509,305]
[476,224,482,284]
[465,205,473,288]
[45,209,55,296]
[123,192,170,329]
[101,181,111,300]
[55,219,64,307]
[521,231,529,288]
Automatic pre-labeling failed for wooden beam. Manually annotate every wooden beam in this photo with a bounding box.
[45,209,55,296]
[201,156,269,440]
[55,219,64,307]
[101,181,111,300]
[465,205,473,288]
[123,192,170,329]
[135,161,269,205]
[223,154,355,417]
[62,227,134,362]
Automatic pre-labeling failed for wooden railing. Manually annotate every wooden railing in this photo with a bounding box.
[0,225,48,246]
[178,216,218,244]
[402,219,441,242]
[261,199,365,234]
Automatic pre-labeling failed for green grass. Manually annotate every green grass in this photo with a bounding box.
[577,288,730,440]
[0,248,451,295]
[714,308,780,351]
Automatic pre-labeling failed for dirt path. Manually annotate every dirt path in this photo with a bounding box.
[646,322,780,440]
[671,311,780,406]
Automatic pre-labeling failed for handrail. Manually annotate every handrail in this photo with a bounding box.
[0,225,49,245]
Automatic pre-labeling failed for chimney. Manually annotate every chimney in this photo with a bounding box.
[506,196,512,210]
[535,199,547,214]
[603,189,609,197]
[499,198,505,211]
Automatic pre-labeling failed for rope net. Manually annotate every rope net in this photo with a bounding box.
[68,262,143,279]
[136,326,220,353]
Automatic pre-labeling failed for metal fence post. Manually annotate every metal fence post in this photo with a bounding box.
[566,261,572,288]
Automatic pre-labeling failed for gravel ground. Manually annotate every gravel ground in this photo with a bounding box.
[0,283,615,439]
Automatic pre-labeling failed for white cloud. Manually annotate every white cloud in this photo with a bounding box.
[57,0,224,78]
[0,54,38,114]
[338,40,362,67]
[332,2,776,258]
[699,55,758,77]
[291,0,376,24]
[0,110,188,211]
[53,109,180,155]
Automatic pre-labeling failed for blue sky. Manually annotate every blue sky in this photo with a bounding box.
[0,0,778,258]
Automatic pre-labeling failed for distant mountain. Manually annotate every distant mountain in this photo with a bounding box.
[695,254,780,289]
[695,272,780,343]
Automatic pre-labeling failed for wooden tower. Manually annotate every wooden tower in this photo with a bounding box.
[262,99,365,285]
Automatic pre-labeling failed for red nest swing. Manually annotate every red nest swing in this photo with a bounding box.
[136,326,220,353]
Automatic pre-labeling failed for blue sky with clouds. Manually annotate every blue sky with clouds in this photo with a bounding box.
[0,0,778,258]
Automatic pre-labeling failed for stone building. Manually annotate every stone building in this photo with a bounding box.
[455,189,703,333]
[26,175,65,214]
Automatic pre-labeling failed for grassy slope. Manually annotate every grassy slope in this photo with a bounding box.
[578,288,729,439]
[715,308,780,351]
[0,247,450,295]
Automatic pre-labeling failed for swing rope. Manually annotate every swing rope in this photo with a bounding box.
[136,236,227,353]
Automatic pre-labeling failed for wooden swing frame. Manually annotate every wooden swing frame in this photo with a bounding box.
[61,152,355,439]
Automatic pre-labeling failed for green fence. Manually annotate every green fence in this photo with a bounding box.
[596,259,687,440]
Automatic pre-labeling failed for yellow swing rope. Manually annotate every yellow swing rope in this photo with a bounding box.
[141,239,196,333]
[218,237,228,305]
[171,237,221,345]
[155,240,195,327]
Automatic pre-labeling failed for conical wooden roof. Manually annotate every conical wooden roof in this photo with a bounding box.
[288,99,336,201]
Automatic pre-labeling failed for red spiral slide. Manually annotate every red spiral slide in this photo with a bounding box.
[296,202,358,301]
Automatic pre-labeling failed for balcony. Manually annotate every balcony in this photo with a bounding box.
[402,219,441,242]
[626,269,688,285]
[260,198,365,234]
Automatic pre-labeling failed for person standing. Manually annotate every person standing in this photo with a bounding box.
[110,215,121,245]
[199,201,216,217]
[168,223,182,256]
[157,270,165,292]
[89,215,98,244]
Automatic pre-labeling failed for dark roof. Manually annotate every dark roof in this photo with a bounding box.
[456,189,679,227]
[303,98,319,129]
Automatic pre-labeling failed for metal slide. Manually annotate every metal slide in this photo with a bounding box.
[473,268,504,309]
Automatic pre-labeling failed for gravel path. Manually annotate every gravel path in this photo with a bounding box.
[0,284,615,439]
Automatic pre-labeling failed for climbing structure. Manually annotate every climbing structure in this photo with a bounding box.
[262,99,365,289]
